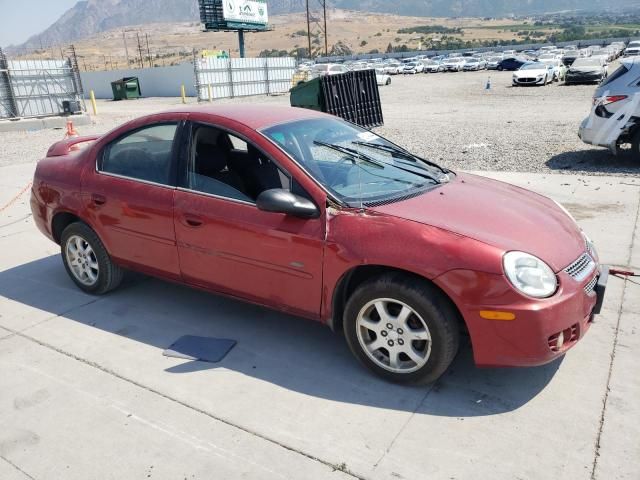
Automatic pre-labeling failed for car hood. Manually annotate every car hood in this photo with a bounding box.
[514,68,547,76]
[568,67,602,73]
[369,173,584,272]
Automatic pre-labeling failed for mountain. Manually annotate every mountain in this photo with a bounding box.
[11,0,639,51]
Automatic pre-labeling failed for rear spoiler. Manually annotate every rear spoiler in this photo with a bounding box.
[46,135,101,157]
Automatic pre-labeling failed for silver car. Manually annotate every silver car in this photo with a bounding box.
[579,58,640,157]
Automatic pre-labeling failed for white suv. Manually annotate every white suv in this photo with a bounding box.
[578,58,640,157]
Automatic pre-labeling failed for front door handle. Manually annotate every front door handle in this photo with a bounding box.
[183,214,203,228]
[91,193,106,206]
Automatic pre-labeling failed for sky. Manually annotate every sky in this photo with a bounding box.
[0,0,78,47]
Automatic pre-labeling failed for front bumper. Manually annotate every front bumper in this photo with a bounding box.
[566,73,603,83]
[513,76,545,85]
[435,265,608,367]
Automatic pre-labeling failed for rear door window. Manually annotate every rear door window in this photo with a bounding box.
[601,65,629,88]
[100,123,179,185]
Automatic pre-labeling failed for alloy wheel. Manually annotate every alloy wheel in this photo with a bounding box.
[65,234,99,286]
[356,298,432,373]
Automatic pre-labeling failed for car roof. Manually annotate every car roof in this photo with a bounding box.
[165,104,327,130]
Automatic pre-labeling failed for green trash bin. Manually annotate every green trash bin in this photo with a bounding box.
[289,77,324,111]
[111,77,142,101]
[290,70,383,129]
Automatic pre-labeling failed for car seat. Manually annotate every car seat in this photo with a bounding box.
[195,142,246,194]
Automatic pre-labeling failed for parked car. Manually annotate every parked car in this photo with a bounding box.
[579,57,640,157]
[443,58,466,72]
[422,59,445,73]
[562,51,580,66]
[512,62,555,86]
[312,64,348,76]
[486,56,504,70]
[539,58,563,81]
[31,105,608,384]
[565,57,608,85]
[402,62,424,74]
[497,57,527,71]
[383,62,402,75]
[624,47,640,58]
[375,68,392,86]
[462,58,487,71]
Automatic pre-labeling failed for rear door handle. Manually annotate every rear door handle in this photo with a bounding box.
[183,214,203,227]
[91,194,106,206]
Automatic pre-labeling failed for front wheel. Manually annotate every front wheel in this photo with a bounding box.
[343,274,460,384]
[61,222,124,295]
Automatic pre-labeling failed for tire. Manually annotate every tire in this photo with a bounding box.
[343,273,460,384]
[386,78,391,85]
[498,66,503,71]
[61,222,124,295]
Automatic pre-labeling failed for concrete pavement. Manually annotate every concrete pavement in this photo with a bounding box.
[0,161,638,480]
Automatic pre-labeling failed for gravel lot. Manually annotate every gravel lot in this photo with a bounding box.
[1,68,639,176]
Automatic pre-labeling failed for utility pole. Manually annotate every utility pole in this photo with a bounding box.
[122,31,130,67]
[322,0,328,56]
[306,0,312,58]
[145,33,152,67]
[136,32,144,69]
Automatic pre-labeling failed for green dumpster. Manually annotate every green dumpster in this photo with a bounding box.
[111,77,142,101]
[290,70,383,129]
[289,77,323,111]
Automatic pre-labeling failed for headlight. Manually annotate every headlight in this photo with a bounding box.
[503,251,558,298]
[582,232,597,258]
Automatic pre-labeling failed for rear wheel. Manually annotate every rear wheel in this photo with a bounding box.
[61,222,124,295]
[343,273,460,384]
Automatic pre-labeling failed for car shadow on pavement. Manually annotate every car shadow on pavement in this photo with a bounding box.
[546,149,639,174]
[0,255,562,417]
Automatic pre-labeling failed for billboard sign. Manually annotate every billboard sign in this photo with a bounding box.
[223,0,268,26]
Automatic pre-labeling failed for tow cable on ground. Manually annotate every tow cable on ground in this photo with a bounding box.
[609,268,639,278]
[0,181,33,216]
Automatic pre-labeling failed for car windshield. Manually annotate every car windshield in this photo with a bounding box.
[521,63,545,70]
[262,118,449,206]
[572,58,601,67]
[314,64,330,72]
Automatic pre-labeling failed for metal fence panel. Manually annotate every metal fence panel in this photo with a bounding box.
[0,48,85,120]
[195,57,295,101]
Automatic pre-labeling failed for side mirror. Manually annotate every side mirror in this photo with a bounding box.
[256,189,319,219]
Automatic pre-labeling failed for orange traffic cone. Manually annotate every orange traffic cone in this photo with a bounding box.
[64,118,79,139]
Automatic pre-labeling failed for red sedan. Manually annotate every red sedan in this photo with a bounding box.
[31,105,607,383]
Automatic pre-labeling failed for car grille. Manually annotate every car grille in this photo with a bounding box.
[564,253,596,282]
[517,77,538,83]
[584,275,598,295]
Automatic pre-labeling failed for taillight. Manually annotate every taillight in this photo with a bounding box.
[597,95,628,106]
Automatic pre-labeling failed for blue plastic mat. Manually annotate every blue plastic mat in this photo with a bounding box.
[163,335,236,363]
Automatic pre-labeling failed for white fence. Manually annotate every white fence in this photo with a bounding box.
[195,57,296,101]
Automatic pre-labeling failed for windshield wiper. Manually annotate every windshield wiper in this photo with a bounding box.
[352,141,450,175]
[313,140,384,168]
[315,140,441,185]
